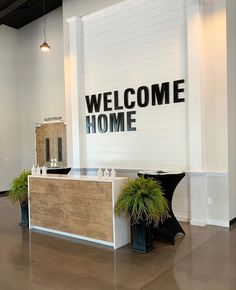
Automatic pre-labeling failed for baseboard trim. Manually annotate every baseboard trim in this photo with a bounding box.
[176,215,190,223]
[190,219,207,227]
[207,219,229,228]
[0,191,8,197]
[230,217,236,226]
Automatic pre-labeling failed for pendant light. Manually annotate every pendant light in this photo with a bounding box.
[40,0,50,51]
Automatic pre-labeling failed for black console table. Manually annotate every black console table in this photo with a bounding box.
[138,171,185,244]
[46,167,71,175]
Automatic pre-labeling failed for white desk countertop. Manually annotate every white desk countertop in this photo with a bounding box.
[29,174,127,182]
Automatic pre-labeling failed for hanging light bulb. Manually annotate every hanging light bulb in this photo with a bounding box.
[40,41,50,51]
[40,0,51,51]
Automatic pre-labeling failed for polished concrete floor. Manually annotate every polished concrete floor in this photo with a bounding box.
[0,196,236,290]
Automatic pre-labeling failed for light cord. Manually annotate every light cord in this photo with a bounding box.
[43,0,47,42]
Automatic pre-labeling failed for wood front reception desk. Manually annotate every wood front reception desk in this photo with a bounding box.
[28,175,130,249]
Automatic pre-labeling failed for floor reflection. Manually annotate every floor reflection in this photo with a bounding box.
[0,197,236,290]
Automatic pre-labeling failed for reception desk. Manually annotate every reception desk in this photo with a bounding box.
[28,175,130,249]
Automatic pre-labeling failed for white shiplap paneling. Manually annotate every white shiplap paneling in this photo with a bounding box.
[82,0,187,171]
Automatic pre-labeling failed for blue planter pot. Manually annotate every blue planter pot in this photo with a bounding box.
[131,221,154,253]
[20,202,29,227]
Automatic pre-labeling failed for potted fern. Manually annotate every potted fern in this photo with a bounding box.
[9,170,31,227]
[115,176,169,252]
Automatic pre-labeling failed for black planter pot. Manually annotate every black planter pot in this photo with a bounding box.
[131,221,154,253]
[20,202,29,227]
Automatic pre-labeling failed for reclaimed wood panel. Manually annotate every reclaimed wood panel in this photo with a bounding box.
[65,180,112,201]
[29,177,113,242]
[30,178,67,232]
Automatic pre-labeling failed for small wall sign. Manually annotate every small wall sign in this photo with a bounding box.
[44,116,62,122]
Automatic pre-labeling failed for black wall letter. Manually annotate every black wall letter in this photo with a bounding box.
[109,112,125,132]
[151,82,170,105]
[103,92,112,111]
[137,86,149,107]
[124,88,135,109]
[86,115,96,134]
[114,90,123,110]
[85,94,102,113]
[173,79,185,103]
[98,114,108,133]
[127,111,136,131]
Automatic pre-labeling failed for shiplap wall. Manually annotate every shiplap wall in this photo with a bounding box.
[81,0,187,171]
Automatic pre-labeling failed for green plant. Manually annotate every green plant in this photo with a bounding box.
[9,170,31,204]
[115,176,169,226]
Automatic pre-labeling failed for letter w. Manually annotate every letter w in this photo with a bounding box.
[85,94,102,113]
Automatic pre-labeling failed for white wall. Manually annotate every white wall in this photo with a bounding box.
[188,0,229,226]
[226,0,236,221]
[18,7,65,169]
[65,0,188,171]
[202,0,228,172]
[63,0,123,19]
[64,0,189,222]
[203,0,229,225]
[0,0,233,224]
[0,25,21,191]
[82,0,187,170]
[63,0,124,167]
[64,0,235,225]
